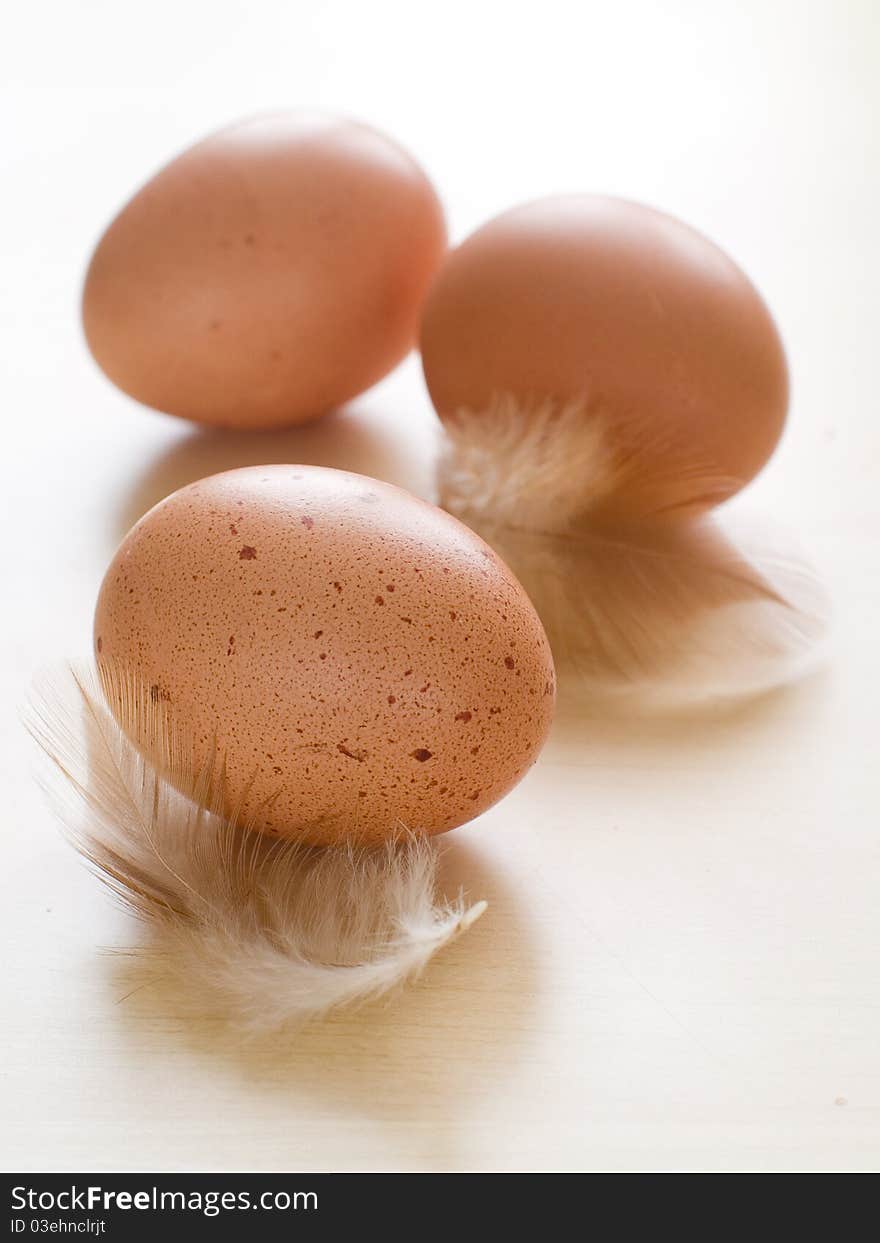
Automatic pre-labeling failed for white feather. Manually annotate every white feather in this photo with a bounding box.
[438,394,829,708]
[439,392,741,530]
[26,664,486,1032]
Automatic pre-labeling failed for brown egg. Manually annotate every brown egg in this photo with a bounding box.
[95,466,555,845]
[420,195,789,516]
[83,113,447,428]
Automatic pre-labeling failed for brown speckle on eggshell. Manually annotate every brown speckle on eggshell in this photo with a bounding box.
[94,465,555,845]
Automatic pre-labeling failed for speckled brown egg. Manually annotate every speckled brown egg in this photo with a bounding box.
[94,465,555,845]
[420,195,789,516]
[82,113,447,428]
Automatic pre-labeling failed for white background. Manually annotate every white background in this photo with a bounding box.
[2,1,878,1172]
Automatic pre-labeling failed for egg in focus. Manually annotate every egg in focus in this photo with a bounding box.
[94,466,556,846]
[420,195,789,518]
[83,113,447,429]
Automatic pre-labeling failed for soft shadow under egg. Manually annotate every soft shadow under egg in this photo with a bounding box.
[114,399,432,539]
[105,834,539,1168]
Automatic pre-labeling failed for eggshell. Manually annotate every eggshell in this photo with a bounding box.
[94,466,555,845]
[83,114,447,428]
[420,195,789,513]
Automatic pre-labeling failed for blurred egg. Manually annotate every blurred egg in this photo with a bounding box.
[420,195,789,516]
[95,466,555,845]
[83,113,447,428]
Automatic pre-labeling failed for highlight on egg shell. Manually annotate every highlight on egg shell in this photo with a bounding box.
[94,465,556,846]
[82,113,447,429]
[421,194,789,522]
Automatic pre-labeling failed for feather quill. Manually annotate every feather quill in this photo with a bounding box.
[26,664,486,1031]
[438,394,829,707]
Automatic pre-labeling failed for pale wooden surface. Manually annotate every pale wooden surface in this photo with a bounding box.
[2,0,878,1172]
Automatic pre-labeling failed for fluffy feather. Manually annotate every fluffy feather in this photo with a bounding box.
[438,394,829,707]
[26,664,486,1031]
[439,392,740,530]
